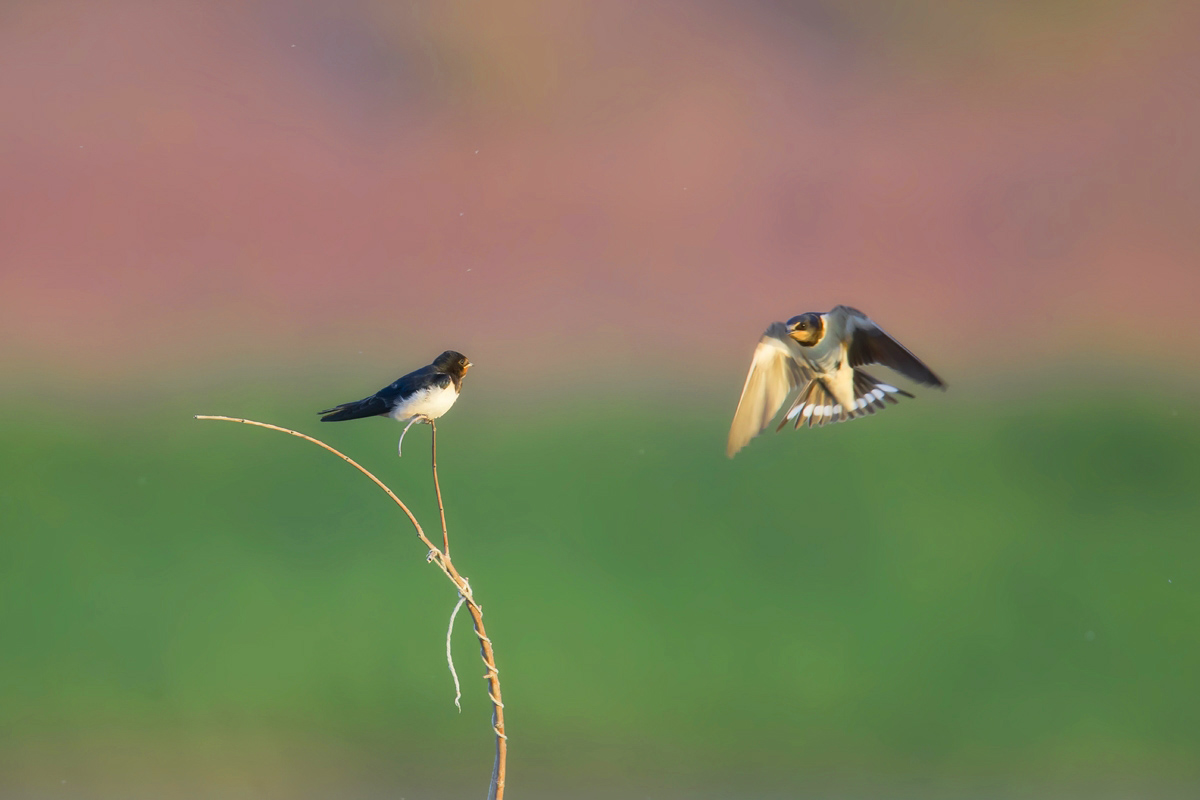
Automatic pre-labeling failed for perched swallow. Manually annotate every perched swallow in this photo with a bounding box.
[319,350,472,455]
[727,305,944,457]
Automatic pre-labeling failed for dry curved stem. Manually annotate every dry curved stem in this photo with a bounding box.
[447,592,467,712]
[194,415,507,800]
[431,420,450,557]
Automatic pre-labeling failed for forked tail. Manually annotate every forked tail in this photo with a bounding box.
[318,395,387,422]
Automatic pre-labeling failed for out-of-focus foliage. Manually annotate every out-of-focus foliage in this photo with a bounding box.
[3,390,1197,798]
[4,0,1199,796]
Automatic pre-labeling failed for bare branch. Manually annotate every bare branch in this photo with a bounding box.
[194,414,506,800]
[431,420,450,557]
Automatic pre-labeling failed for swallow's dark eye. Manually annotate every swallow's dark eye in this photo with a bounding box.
[798,322,807,330]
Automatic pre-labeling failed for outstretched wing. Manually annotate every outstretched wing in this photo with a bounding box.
[830,305,945,389]
[727,323,809,457]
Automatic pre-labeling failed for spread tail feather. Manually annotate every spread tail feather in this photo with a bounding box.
[779,370,912,430]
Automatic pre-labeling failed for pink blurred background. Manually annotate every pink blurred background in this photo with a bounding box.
[2,0,1198,394]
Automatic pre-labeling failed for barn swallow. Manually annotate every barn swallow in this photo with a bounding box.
[319,350,472,456]
[727,305,944,457]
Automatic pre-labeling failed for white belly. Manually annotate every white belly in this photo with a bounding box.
[802,343,857,410]
[822,363,858,411]
[388,384,460,422]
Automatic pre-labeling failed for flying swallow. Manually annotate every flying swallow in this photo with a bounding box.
[319,350,472,455]
[727,305,944,457]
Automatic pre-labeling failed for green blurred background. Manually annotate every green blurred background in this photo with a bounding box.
[4,385,1199,798]
[4,0,1200,797]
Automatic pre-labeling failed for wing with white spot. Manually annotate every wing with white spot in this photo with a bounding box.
[829,305,945,389]
[727,323,809,457]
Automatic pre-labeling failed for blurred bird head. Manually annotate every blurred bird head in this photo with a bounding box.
[785,313,824,346]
